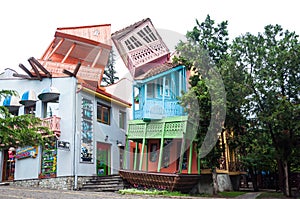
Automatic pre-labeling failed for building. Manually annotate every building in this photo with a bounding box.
[112,18,244,193]
[0,23,131,189]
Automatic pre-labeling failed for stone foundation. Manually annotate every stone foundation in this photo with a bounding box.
[11,176,92,190]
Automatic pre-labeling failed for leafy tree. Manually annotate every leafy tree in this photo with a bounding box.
[231,24,300,196]
[174,15,229,194]
[0,90,52,150]
[101,50,119,86]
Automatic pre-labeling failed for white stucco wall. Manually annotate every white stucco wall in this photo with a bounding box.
[0,76,77,180]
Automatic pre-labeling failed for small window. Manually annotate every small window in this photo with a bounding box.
[97,103,110,125]
[119,111,126,130]
[137,25,157,43]
[24,105,36,115]
[159,78,170,97]
[43,102,59,118]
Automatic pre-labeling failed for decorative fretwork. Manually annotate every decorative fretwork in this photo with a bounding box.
[164,122,186,138]
[128,124,145,138]
[146,123,163,138]
[129,41,168,67]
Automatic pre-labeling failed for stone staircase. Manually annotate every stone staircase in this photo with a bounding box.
[80,175,130,192]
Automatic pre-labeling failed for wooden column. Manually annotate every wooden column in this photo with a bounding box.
[157,123,166,172]
[139,123,147,170]
[178,133,186,174]
[188,140,193,174]
[133,142,138,170]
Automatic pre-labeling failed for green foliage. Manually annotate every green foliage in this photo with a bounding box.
[102,50,119,86]
[174,14,228,168]
[118,188,189,196]
[0,90,53,150]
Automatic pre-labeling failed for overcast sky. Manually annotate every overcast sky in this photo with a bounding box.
[0,0,299,74]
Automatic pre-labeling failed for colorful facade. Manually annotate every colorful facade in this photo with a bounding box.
[0,24,131,188]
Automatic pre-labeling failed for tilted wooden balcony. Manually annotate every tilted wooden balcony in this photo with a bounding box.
[41,115,61,138]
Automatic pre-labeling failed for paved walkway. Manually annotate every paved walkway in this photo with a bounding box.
[0,185,264,199]
[235,192,262,199]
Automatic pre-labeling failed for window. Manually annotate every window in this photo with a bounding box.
[119,111,126,130]
[97,103,110,124]
[43,102,59,118]
[159,77,170,97]
[24,105,36,115]
[124,36,142,51]
[137,25,157,43]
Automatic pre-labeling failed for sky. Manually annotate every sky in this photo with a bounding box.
[0,0,299,75]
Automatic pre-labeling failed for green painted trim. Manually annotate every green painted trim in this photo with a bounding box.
[188,140,193,174]
[134,142,138,170]
[146,143,148,171]
[123,136,129,169]
[139,124,147,170]
[108,147,111,175]
[178,135,185,174]
[157,122,166,172]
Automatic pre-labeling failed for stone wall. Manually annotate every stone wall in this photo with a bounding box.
[11,176,92,190]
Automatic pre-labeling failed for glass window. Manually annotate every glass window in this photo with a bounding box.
[119,111,126,130]
[159,78,170,97]
[137,25,157,43]
[97,103,110,125]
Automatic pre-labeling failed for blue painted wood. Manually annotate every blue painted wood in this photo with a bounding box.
[133,66,187,120]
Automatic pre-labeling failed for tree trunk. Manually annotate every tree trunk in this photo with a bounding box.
[212,168,218,195]
[249,167,259,191]
[283,160,290,197]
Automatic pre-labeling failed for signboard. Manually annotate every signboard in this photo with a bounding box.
[57,140,70,151]
[16,146,38,159]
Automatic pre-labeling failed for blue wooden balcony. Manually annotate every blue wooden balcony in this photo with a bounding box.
[134,98,186,120]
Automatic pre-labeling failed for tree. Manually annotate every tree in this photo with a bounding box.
[174,15,229,195]
[231,24,300,196]
[0,90,52,150]
[101,49,119,86]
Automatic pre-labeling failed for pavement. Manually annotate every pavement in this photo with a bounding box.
[0,185,264,199]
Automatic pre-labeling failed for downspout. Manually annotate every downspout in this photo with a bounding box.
[73,78,78,190]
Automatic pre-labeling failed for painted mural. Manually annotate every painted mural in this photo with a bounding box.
[81,98,93,163]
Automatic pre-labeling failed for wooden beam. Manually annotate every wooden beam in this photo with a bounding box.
[28,57,51,77]
[19,63,34,77]
[28,58,42,81]
[62,42,76,63]
[91,48,102,68]
[62,69,75,77]
[13,73,40,80]
[73,62,81,76]
[46,38,64,60]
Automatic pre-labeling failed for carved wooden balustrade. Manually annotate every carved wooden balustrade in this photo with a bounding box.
[41,115,61,138]
[134,99,185,120]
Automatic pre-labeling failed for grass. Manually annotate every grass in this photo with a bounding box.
[118,188,191,196]
[119,188,248,198]
[218,191,246,197]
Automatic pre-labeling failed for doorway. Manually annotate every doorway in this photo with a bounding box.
[96,142,111,176]
[2,149,15,181]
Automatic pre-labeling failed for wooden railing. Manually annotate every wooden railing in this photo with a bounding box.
[41,115,61,138]
[134,99,185,120]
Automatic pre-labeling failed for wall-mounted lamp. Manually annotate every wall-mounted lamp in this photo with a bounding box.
[116,140,123,147]
[105,135,108,142]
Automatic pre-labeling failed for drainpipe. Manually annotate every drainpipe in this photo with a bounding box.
[73,78,78,190]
